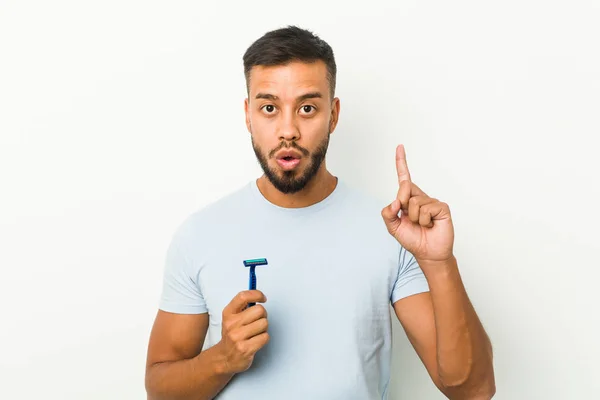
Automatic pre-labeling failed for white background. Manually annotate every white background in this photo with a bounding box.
[1,1,599,399]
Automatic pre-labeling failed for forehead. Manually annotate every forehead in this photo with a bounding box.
[248,60,329,100]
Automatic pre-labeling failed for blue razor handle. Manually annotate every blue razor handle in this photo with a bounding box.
[243,258,268,307]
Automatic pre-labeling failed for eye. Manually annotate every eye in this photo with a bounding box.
[261,104,276,114]
[300,105,315,115]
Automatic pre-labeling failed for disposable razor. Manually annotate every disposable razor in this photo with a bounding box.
[243,258,268,307]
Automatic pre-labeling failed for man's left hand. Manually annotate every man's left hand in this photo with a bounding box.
[381,144,455,265]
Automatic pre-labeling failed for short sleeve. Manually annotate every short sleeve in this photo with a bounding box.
[390,245,430,304]
[158,235,208,314]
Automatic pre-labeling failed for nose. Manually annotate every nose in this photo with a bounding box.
[278,110,300,142]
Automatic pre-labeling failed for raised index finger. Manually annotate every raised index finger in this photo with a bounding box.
[396,144,411,184]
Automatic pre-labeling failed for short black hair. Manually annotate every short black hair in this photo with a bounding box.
[243,25,337,99]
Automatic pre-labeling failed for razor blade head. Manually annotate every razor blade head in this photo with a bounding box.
[243,258,268,267]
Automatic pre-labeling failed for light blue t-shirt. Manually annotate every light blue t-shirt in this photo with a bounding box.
[158,178,430,399]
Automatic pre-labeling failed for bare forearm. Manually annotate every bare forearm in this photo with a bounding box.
[146,342,235,400]
[421,256,495,398]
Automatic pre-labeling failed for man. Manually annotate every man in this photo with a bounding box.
[145,26,495,399]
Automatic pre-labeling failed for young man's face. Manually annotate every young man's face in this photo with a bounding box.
[244,60,339,194]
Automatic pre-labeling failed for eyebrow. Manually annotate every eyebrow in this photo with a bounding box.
[255,91,323,102]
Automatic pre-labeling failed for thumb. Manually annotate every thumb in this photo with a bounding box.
[382,199,402,234]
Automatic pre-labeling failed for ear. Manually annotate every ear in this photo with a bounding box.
[244,98,251,133]
[328,97,341,134]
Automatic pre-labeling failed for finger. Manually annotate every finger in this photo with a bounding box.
[396,144,411,184]
[239,317,269,340]
[398,182,427,211]
[223,290,267,315]
[239,303,268,326]
[408,196,437,224]
[422,201,450,222]
[245,332,270,353]
[419,204,434,228]
[397,180,411,211]
[381,199,400,225]
[410,182,426,197]
[381,199,402,234]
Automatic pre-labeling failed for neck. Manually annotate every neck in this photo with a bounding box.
[256,166,338,208]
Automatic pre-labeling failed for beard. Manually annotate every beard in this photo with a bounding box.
[251,132,330,194]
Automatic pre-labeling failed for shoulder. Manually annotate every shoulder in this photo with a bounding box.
[338,180,389,215]
[337,180,402,248]
[170,181,254,246]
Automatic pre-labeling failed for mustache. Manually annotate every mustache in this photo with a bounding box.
[268,141,310,158]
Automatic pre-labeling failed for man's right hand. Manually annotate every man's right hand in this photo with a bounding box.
[216,290,270,374]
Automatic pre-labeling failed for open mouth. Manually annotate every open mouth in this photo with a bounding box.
[276,156,301,170]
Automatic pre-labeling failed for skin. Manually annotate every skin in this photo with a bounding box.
[145,59,496,400]
[244,60,340,208]
[382,146,496,398]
